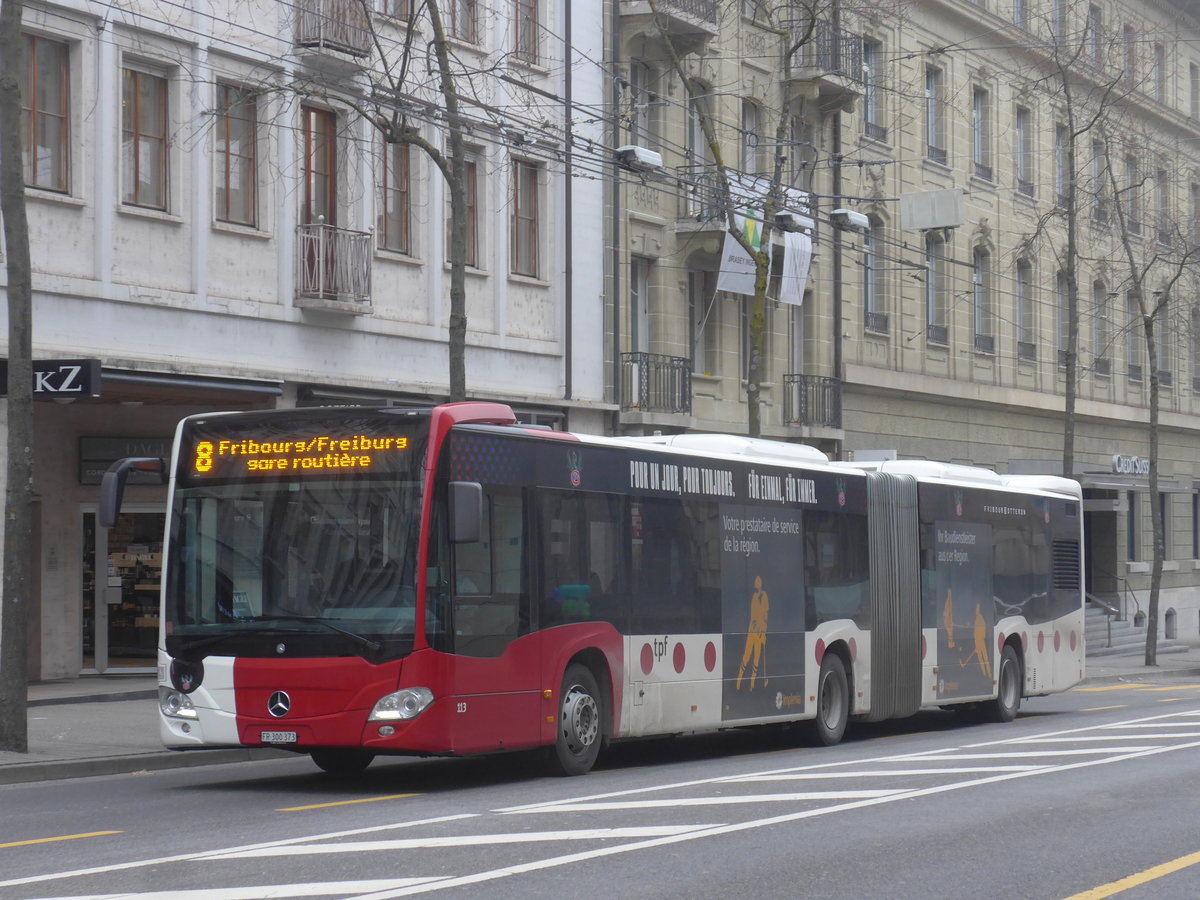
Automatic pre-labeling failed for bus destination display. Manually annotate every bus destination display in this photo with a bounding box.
[184,421,415,481]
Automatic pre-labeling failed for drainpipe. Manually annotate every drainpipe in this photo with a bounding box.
[610,0,622,432]
[831,109,844,460]
[563,0,574,404]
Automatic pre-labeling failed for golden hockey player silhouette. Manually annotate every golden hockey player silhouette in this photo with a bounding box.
[959,602,993,679]
[943,588,956,649]
[736,575,769,690]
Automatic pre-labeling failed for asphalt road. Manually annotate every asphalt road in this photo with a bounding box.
[3,677,1200,900]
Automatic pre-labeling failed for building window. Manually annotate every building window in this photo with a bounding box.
[741,300,771,380]
[121,68,169,210]
[1191,63,1200,119]
[863,39,886,141]
[1056,270,1069,367]
[863,219,887,332]
[1156,168,1171,244]
[630,256,652,353]
[514,0,538,64]
[1123,24,1137,82]
[21,34,69,193]
[1052,0,1067,42]
[1015,105,1033,196]
[1127,491,1138,562]
[1016,260,1035,360]
[925,231,948,344]
[1192,492,1199,559]
[972,87,991,181]
[387,0,412,16]
[301,105,336,226]
[446,157,478,267]
[1157,301,1172,386]
[1127,291,1143,381]
[926,66,946,163]
[1054,123,1068,205]
[1160,493,1171,559]
[1093,281,1110,375]
[1153,43,1166,102]
[450,0,478,43]
[1012,0,1028,29]
[972,248,993,353]
[1086,5,1102,61]
[689,270,718,375]
[1192,307,1200,393]
[629,61,657,148]
[740,99,760,174]
[214,84,256,227]
[379,141,411,253]
[511,160,540,278]
[1091,139,1108,223]
[1124,154,1141,233]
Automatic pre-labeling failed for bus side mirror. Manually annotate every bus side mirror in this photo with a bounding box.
[449,481,482,544]
[99,457,166,528]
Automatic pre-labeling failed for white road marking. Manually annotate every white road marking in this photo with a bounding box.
[505,790,905,814]
[204,826,719,858]
[1016,733,1200,742]
[15,881,446,900]
[725,766,1043,780]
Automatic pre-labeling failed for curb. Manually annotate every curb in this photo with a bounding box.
[29,690,159,708]
[0,748,294,786]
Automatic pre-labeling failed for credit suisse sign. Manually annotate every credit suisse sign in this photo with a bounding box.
[1112,454,1150,475]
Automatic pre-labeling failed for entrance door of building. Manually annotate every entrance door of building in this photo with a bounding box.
[82,507,165,674]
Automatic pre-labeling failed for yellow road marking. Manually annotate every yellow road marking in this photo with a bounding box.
[1157,697,1187,702]
[1074,684,1155,692]
[279,793,418,812]
[1138,684,1200,691]
[0,831,122,849]
[1062,848,1200,899]
[1082,705,1127,711]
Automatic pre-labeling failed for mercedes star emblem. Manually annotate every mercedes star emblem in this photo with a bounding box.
[267,691,291,718]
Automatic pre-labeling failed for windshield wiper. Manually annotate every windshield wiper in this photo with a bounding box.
[241,615,383,652]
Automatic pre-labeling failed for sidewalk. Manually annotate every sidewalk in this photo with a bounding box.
[3,649,1200,787]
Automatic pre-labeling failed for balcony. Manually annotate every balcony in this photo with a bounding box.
[296,0,371,60]
[295,221,373,313]
[618,0,719,53]
[864,310,889,334]
[621,352,692,415]
[787,21,864,108]
[783,374,842,429]
[678,166,726,225]
[1017,340,1037,363]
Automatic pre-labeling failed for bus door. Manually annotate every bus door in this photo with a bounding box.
[446,490,540,754]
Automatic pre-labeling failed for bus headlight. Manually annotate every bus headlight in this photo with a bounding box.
[368,687,434,721]
[159,687,198,720]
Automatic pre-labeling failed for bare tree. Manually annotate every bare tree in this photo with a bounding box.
[0,0,35,752]
[648,0,820,438]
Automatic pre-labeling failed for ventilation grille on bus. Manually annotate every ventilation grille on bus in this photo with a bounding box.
[1052,540,1081,590]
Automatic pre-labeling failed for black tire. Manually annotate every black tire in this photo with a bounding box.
[809,652,849,746]
[310,749,375,775]
[548,663,603,776]
[985,644,1022,723]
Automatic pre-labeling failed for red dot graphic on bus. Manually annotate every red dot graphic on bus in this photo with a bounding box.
[640,643,654,675]
[998,633,1006,653]
[673,643,686,673]
[1054,632,1062,652]
[921,634,927,659]
[1037,632,1045,653]
[1070,631,1077,651]
[848,637,858,662]
[815,639,826,665]
[1022,632,1029,652]
[704,641,717,672]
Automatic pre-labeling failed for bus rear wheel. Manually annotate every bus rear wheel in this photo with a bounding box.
[549,664,602,776]
[985,644,1022,723]
[809,652,849,746]
[310,749,375,775]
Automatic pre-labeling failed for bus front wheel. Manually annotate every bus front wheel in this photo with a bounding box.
[549,664,603,776]
[809,652,849,746]
[985,644,1022,723]
[311,749,375,776]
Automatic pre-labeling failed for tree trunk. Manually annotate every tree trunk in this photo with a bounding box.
[0,0,35,752]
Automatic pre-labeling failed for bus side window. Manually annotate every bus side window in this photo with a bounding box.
[453,491,526,658]
[538,490,627,629]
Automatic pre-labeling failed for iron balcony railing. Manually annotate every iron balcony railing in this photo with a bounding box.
[296,0,371,57]
[1017,340,1037,362]
[783,374,842,429]
[679,167,725,222]
[864,310,889,334]
[656,0,718,26]
[620,352,692,415]
[296,221,372,304]
[792,21,864,83]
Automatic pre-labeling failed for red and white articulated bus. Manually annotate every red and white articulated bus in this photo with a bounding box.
[100,401,1085,776]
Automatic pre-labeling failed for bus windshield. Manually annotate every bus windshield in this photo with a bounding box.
[165,411,429,661]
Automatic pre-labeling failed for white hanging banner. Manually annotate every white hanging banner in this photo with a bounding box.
[716,221,757,296]
[779,230,812,306]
